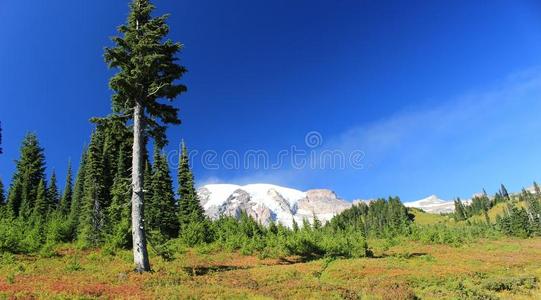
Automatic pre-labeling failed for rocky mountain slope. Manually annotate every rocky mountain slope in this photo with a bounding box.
[197,184,351,228]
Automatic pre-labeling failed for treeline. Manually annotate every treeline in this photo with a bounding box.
[0,126,205,255]
[452,183,541,238]
[0,129,373,259]
[0,132,421,260]
[328,197,413,238]
[453,184,511,222]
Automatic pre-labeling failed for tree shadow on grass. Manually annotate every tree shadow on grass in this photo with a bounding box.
[370,252,429,259]
[181,265,250,276]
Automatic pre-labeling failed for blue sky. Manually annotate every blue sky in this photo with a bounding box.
[1,0,541,201]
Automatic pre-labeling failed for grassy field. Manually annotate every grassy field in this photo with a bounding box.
[0,236,540,299]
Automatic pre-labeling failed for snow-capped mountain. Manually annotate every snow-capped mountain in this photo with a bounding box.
[197,184,351,228]
[197,184,486,224]
[404,195,456,214]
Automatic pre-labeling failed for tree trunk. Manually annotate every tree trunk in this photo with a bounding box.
[131,101,151,272]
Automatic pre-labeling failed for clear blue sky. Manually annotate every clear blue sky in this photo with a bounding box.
[2,0,541,201]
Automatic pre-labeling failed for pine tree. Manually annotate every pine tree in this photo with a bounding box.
[534,182,541,198]
[32,179,48,225]
[147,147,178,240]
[7,133,46,219]
[68,149,88,240]
[104,0,187,272]
[48,170,60,212]
[0,178,5,216]
[292,218,299,232]
[177,142,205,229]
[59,161,73,216]
[312,214,322,230]
[454,198,468,221]
[500,184,510,201]
[78,131,107,247]
[107,145,132,248]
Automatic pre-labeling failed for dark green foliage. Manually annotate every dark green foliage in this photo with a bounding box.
[78,131,107,247]
[205,212,368,259]
[147,147,179,241]
[500,184,510,201]
[67,150,88,240]
[496,188,541,237]
[330,197,412,238]
[30,179,48,241]
[497,204,531,238]
[48,170,60,212]
[106,146,132,249]
[0,178,5,213]
[7,133,46,219]
[104,0,187,147]
[453,198,469,221]
[59,161,73,216]
[177,142,205,230]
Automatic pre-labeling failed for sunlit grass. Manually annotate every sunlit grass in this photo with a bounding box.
[1,237,540,299]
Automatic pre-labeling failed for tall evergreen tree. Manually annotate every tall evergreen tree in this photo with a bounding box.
[454,198,468,221]
[48,170,60,212]
[68,149,88,240]
[59,160,73,216]
[107,145,132,248]
[148,147,178,240]
[0,178,5,216]
[32,179,48,225]
[0,178,4,205]
[177,142,205,229]
[534,182,541,198]
[500,184,510,201]
[7,133,46,218]
[78,131,107,247]
[104,0,187,271]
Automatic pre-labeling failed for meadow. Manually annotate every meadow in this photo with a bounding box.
[1,217,540,300]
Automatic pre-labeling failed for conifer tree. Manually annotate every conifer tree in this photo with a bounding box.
[107,146,132,248]
[48,170,60,212]
[177,142,205,229]
[148,147,178,240]
[32,179,48,225]
[59,161,73,216]
[500,184,510,201]
[292,218,299,232]
[68,150,88,240]
[104,0,186,272]
[0,178,5,216]
[454,198,468,221]
[78,131,107,247]
[0,178,4,205]
[7,133,46,218]
[534,182,541,198]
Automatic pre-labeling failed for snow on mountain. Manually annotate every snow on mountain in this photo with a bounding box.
[197,184,351,228]
[404,195,455,214]
[198,184,498,225]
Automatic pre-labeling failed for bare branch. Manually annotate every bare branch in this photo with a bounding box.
[147,83,169,97]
